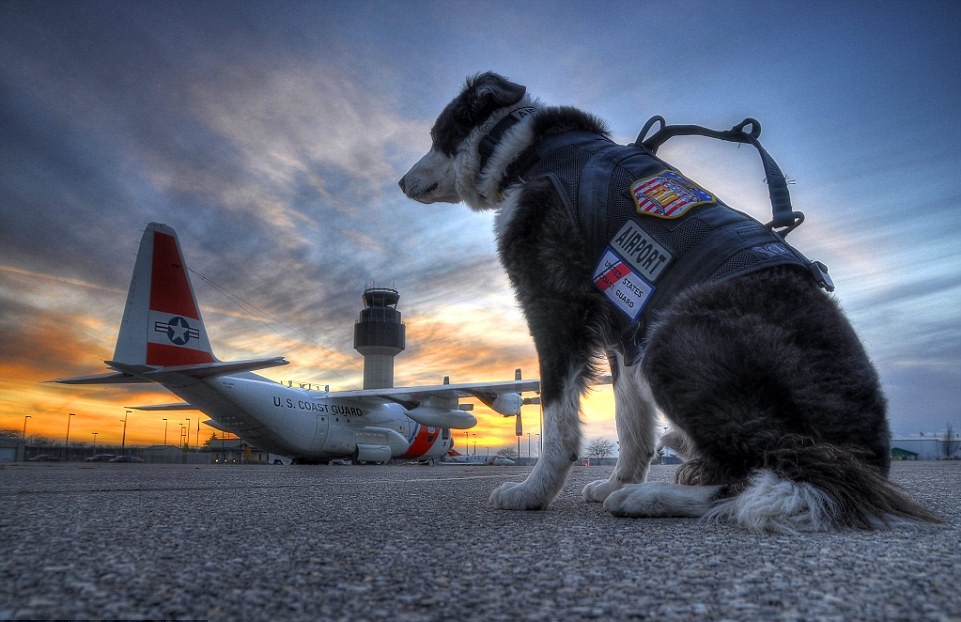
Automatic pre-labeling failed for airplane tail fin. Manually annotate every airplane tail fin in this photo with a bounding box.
[53,223,288,386]
[113,222,217,367]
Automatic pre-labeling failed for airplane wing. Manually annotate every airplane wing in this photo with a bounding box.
[329,378,542,409]
[330,374,611,409]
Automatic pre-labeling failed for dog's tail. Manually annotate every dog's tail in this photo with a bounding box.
[705,437,941,533]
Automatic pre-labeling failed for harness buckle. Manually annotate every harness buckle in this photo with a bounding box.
[809,260,835,292]
[765,210,805,238]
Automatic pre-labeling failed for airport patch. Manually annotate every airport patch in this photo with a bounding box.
[631,170,715,219]
[609,220,673,282]
[592,248,654,322]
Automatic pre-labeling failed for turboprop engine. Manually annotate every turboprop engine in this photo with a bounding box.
[490,392,523,416]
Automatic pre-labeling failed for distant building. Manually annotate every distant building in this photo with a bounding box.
[0,437,19,462]
[890,435,961,461]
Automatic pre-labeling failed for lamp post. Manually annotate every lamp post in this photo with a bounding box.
[162,418,168,446]
[20,415,31,461]
[185,418,191,451]
[64,413,75,461]
[528,432,532,459]
[472,433,477,456]
[121,410,129,457]
[92,432,98,455]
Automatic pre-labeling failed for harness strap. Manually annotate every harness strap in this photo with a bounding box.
[636,116,805,238]
[478,106,538,179]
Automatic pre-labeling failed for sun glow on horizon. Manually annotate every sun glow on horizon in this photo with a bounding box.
[2,269,618,451]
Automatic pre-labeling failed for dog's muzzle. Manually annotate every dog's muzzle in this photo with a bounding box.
[398,149,459,204]
[398,175,437,200]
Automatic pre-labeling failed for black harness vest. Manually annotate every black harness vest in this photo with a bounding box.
[513,130,831,361]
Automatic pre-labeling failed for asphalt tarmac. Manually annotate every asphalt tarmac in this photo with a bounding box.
[1,461,958,622]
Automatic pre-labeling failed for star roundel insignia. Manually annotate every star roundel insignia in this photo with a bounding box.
[166,316,193,345]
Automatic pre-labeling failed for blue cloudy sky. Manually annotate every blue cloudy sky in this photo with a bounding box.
[1,0,959,446]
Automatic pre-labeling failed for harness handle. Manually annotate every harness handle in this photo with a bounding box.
[636,117,804,237]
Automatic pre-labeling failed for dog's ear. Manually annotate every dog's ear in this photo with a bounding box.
[429,73,529,157]
[471,72,527,110]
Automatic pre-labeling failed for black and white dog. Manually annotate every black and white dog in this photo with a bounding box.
[399,72,937,532]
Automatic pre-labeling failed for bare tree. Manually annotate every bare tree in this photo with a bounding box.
[586,438,615,460]
[497,447,518,460]
[942,424,960,459]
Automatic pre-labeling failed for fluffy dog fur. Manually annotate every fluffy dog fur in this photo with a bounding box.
[399,72,939,532]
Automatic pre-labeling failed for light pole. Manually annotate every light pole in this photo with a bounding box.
[21,415,31,461]
[64,413,75,461]
[528,433,532,459]
[185,418,191,451]
[472,433,477,456]
[162,418,168,446]
[92,432,98,455]
[535,433,540,457]
[121,410,129,457]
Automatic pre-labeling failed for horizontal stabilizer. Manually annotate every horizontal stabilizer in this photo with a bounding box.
[53,356,287,385]
[51,371,150,385]
[108,356,289,380]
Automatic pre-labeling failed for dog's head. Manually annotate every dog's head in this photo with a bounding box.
[399,72,527,207]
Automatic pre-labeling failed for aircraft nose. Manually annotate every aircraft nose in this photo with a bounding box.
[398,176,407,193]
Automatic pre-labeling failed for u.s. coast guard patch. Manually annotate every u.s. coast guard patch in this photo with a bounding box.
[592,248,654,322]
[631,170,715,219]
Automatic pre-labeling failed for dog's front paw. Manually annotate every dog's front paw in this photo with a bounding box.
[604,484,661,517]
[604,483,721,518]
[583,478,622,503]
[489,481,549,511]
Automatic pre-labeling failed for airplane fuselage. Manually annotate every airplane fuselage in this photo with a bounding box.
[164,372,452,463]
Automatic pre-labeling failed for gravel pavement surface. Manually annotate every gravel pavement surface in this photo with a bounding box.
[1,461,958,621]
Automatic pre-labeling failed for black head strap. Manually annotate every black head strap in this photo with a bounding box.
[477,106,537,181]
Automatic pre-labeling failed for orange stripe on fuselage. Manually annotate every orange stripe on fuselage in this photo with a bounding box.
[401,425,437,459]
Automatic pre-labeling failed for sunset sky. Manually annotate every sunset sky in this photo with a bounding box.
[2,0,959,452]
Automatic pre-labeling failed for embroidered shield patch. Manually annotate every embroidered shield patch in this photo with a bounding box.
[592,248,654,322]
[631,170,715,219]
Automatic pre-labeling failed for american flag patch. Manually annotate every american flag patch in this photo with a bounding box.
[631,170,715,219]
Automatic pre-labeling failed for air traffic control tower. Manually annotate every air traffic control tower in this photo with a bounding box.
[353,286,406,389]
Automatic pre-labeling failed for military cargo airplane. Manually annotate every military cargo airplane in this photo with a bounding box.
[54,223,541,464]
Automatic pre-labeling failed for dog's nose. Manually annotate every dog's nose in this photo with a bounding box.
[398,176,406,193]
